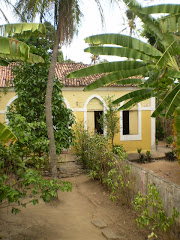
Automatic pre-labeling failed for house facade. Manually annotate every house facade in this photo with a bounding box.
[0,63,155,152]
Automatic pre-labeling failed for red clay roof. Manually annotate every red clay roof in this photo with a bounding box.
[0,62,138,88]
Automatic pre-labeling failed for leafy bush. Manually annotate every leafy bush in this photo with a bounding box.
[74,124,133,206]
[134,184,179,239]
[137,149,152,163]
[165,151,177,161]
[0,143,72,213]
[156,119,165,140]
[166,135,174,146]
[7,48,75,157]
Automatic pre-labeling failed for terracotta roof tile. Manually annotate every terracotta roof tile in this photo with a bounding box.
[0,62,139,88]
[55,62,106,87]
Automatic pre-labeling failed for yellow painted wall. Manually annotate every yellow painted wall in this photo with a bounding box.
[129,111,138,135]
[0,87,154,152]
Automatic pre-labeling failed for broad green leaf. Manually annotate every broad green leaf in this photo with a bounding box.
[143,71,162,87]
[119,91,155,110]
[125,0,169,49]
[0,23,46,37]
[0,58,8,66]
[85,34,162,57]
[167,69,180,79]
[85,46,156,61]
[152,84,180,117]
[84,65,155,91]
[112,88,153,105]
[116,78,144,85]
[0,36,29,60]
[0,37,44,64]
[141,4,180,14]
[166,89,180,116]
[0,123,17,144]
[174,106,180,156]
[68,61,147,78]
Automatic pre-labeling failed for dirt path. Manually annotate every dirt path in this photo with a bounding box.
[0,154,171,240]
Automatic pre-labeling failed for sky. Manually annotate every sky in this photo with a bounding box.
[1,0,180,64]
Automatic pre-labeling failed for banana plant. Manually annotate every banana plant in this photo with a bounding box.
[67,0,180,156]
[0,23,46,65]
[0,123,17,144]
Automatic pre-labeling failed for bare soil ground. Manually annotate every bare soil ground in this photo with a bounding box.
[0,153,178,240]
[136,160,180,185]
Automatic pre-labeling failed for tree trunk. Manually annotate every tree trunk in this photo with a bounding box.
[45,20,61,178]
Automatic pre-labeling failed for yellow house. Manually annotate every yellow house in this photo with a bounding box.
[0,63,155,152]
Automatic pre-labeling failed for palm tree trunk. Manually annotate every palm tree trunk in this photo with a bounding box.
[45,20,61,178]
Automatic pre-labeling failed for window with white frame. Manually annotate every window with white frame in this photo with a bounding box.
[120,103,141,141]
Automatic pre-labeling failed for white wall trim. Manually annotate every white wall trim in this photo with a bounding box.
[63,97,71,109]
[62,87,139,91]
[72,108,85,112]
[5,95,18,123]
[151,97,156,150]
[120,102,142,141]
[6,95,18,110]
[0,110,5,114]
[84,94,107,136]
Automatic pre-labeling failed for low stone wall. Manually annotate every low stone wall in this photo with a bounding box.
[126,159,180,239]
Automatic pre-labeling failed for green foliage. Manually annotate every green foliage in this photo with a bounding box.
[0,122,17,144]
[99,96,120,148]
[112,144,125,156]
[134,184,179,239]
[7,48,75,157]
[156,119,165,140]
[16,21,57,55]
[165,151,177,161]
[74,124,133,206]
[0,142,72,213]
[166,135,174,146]
[0,23,46,65]
[137,149,152,163]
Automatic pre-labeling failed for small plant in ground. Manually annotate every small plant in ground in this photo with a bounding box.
[146,150,151,162]
[134,184,179,239]
[166,135,174,147]
[98,96,120,149]
[137,148,146,163]
[137,148,142,157]
[165,151,177,161]
[137,149,152,163]
[155,139,158,150]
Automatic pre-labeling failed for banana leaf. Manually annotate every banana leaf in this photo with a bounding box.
[0,123,17,144]
[0,23,46,37]
[166,89,180,117]
[113,88,153,105]
[152,84,180,117]
[118,91,155,110]
[85,46,157,61]
[68,61,147,78]
[116,78,144,85]
[84,65,155,91]
[85,34,162,57]
[140,4,180,14]
[174,106,180,159]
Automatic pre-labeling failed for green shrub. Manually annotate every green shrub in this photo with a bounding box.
[134,184,179,239]
[166,135,174,146]
[156,119,165,140]
[0,143,72,213]
[74,125,133,206]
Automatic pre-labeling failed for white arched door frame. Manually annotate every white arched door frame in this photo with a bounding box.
[84,94,107,136]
